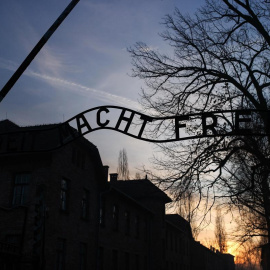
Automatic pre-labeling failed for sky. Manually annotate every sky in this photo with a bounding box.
[0,0,205,175]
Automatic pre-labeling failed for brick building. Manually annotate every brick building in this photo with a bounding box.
[98,174,171,270]
[0,119,235,270]
[0,120,107,270]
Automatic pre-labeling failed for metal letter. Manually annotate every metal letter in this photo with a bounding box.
[97,107,110,127]
[115,109,135,134]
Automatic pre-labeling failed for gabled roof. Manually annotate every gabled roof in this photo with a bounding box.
[112,179,172,203]
[165,214,193,238]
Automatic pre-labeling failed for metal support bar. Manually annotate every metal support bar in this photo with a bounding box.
[0,0,80,103]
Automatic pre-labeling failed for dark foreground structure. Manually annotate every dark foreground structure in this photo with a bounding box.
[261,243,270,270]
[0,120,235,270]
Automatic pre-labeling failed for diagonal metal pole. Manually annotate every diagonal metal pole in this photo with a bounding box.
[0,0,80,103]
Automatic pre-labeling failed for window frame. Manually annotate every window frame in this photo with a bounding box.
[12,173,31,206]
[60,178,69,212]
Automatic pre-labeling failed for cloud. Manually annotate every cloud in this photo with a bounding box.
[0,57,141,110]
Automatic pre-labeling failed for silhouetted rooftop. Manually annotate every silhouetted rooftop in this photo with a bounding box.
[166,214,193,237]
[112,179,172,203]
[0,119,19,133]
[0,119,98,153]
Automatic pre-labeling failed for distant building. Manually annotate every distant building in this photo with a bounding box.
[191,241,234,270]
[165,214,193,270]
[99,174,171,270]
[0,119,236,270]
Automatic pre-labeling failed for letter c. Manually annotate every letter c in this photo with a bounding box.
[97,107,110,127]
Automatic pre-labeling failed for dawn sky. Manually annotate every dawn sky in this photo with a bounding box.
[0,0,204,175]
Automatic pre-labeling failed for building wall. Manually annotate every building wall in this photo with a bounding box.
[98,189,151,270]
[191,241,235,270]
[165,222,191,270]
[0,121,236,270]
[0,138,105,270]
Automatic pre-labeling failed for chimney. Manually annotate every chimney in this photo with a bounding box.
[103,165,109,182]
[110,173,118,183]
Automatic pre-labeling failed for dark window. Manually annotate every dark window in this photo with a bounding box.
[144,256,147,270]
[56,238,66,270]
[100,198,106,227]
[79,243,87,270]
[98,247,104,270]
[5,234,21,246]
[125,252,130,270]
[81,190,89,219]
[112,250,118,270]
[60,179,68,211]
[143,218,147,241]
[135,216,140,238]
[112,205,119,231]
[12,173,30,206]
[124,211,130,236]
[135,254,139,270]
[162,239,165,258]
[175,235,177,252]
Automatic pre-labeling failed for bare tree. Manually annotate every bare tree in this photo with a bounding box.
[176,190,201,239]
[234,238,262,270]
[129,0,270,243]
[117,148,130,180]
[215,208,227,253]
[134,172,142,180]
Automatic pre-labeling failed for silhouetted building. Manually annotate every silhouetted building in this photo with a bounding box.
[0,120,106,270]
[165,214,193,270]
[261,243,270,270]
[191,241,234,270]
[98,174,171,270]
[0,119,235,270]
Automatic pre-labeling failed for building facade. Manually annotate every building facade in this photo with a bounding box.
[0,120,107,270]
[0,120,235,270]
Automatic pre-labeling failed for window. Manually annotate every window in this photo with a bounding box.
[98,247,104,270]
[144,256,147,270]
[12,173,30,206]
[100,204,105,227]
[112,250,118,270]
[79,243,87,270]
[143,218,147,241]
[112,205,119,231]
[5,234,21,246]
[124,211,130,236]
[60,179,68,211]
[81,190,89,219]
[135,254,139,270]
[125,252,130,270]
[56,238,66,270]
[135,216,140,239]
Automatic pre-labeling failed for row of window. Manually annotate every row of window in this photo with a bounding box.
[100,203,148,240]
[60,179,90,220]
[12,174,90,220]
[98,247,148,270]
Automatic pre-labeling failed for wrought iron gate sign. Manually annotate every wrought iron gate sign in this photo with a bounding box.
[0,106,269,154]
